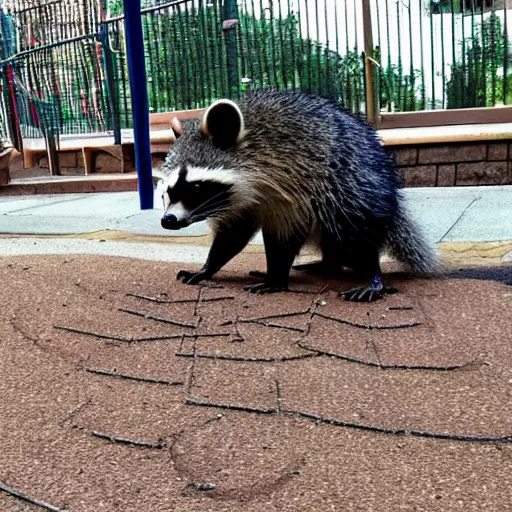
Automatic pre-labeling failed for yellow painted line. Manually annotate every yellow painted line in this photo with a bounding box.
[0,232,510,264]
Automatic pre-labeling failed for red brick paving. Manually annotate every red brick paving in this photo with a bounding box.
[1,254,512,511]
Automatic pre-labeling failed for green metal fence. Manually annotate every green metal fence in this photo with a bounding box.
[372,0,512,112]
[0,0,511,152]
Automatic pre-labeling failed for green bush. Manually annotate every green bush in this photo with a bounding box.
[447,13,512,108]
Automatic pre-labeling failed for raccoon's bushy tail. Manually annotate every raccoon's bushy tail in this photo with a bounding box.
[385,200,439,276]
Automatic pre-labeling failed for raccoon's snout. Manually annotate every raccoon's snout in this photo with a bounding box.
[161,213,189,230]
[161,201,192,230]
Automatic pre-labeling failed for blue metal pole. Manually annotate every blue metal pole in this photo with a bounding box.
[123,0,153,209]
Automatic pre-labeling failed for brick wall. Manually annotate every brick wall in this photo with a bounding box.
[8,139,512,188]
[389,141,512,187]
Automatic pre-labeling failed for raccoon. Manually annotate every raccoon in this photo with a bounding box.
[156,89,437,302]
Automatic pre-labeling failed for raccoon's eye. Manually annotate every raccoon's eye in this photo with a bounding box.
[192,182,202,193]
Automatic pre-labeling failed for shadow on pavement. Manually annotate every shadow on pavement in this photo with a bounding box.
[447,266,512,286]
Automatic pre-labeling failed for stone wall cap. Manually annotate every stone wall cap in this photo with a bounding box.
[379,123,512,146]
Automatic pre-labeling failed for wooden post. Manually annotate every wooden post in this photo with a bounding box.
[361,0,378,126]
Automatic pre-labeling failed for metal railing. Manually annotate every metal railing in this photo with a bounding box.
[372,0,512,112]
[0,0,511,151]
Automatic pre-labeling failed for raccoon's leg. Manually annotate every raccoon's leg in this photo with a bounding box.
[338,243,397,302]
[177,217,258,285]
[251,232,343,279]
[245,230,306,293]
[292,234,344,276]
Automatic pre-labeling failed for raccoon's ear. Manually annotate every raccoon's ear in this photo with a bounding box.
[201,99,244,148]
[170,117,183,138]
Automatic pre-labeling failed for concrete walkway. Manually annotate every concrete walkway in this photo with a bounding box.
[0,185,512,264]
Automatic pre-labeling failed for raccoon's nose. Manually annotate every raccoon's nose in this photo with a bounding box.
[161,213,180,230]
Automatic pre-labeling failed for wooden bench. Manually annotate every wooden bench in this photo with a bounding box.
[21,108,206,175]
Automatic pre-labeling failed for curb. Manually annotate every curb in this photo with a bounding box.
[1,232,511,266]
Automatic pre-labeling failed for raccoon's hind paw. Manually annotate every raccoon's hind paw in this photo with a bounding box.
[244,282,288,294]
[339,286,383,302]
[339,284,398,302]
[177,269,212,285]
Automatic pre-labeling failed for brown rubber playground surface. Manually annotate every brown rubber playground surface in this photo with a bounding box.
[1,253,512,512]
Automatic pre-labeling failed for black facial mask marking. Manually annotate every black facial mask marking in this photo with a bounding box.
[168,178,233,223]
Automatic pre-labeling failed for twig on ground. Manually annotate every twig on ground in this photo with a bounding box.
[186,335,197,394]
[85,368,184,386]
[231,316,245,343]
[388,306,414,311]
[91,431,163,449]
[119,308,198,329]
[241,309,310,322]
[176,352,319,363]
[297,340,380,367]
[239,319,307,333]
[185,400,512,444]
[59,399,92,427]
[300,284,329,337]
[54,325,132,342]
[134,333,229,341]
[54,325,230,343]
[287,410,512,444]
[0,480,65,512]
[186,398,278,415]
[126,293,234,304]
[193,286,203,320]
[314,311,422,330]
[296,340,475,371]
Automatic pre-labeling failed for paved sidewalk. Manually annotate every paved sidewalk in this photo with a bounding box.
[0,185,512,264]
[1,254,511,512]
[1,188,511,512]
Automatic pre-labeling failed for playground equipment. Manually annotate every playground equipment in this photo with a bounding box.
[1,1,511,196]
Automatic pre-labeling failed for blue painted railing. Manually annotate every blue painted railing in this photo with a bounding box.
[123,0,153,210]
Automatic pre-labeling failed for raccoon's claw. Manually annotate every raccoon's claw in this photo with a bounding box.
[177,269,212,285]
[244,282,288,294]
[339,286,383,302]
[339,285,398,303]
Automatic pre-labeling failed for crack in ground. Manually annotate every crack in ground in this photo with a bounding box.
[439,196,481,242]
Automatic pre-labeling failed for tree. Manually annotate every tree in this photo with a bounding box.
[447,13,512,108]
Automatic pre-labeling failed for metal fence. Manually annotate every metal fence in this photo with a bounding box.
[373,0,512,112]
[0,0,511,150]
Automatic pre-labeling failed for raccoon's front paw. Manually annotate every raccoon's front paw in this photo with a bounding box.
[244,282,288,294]
[177,269,212,285]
